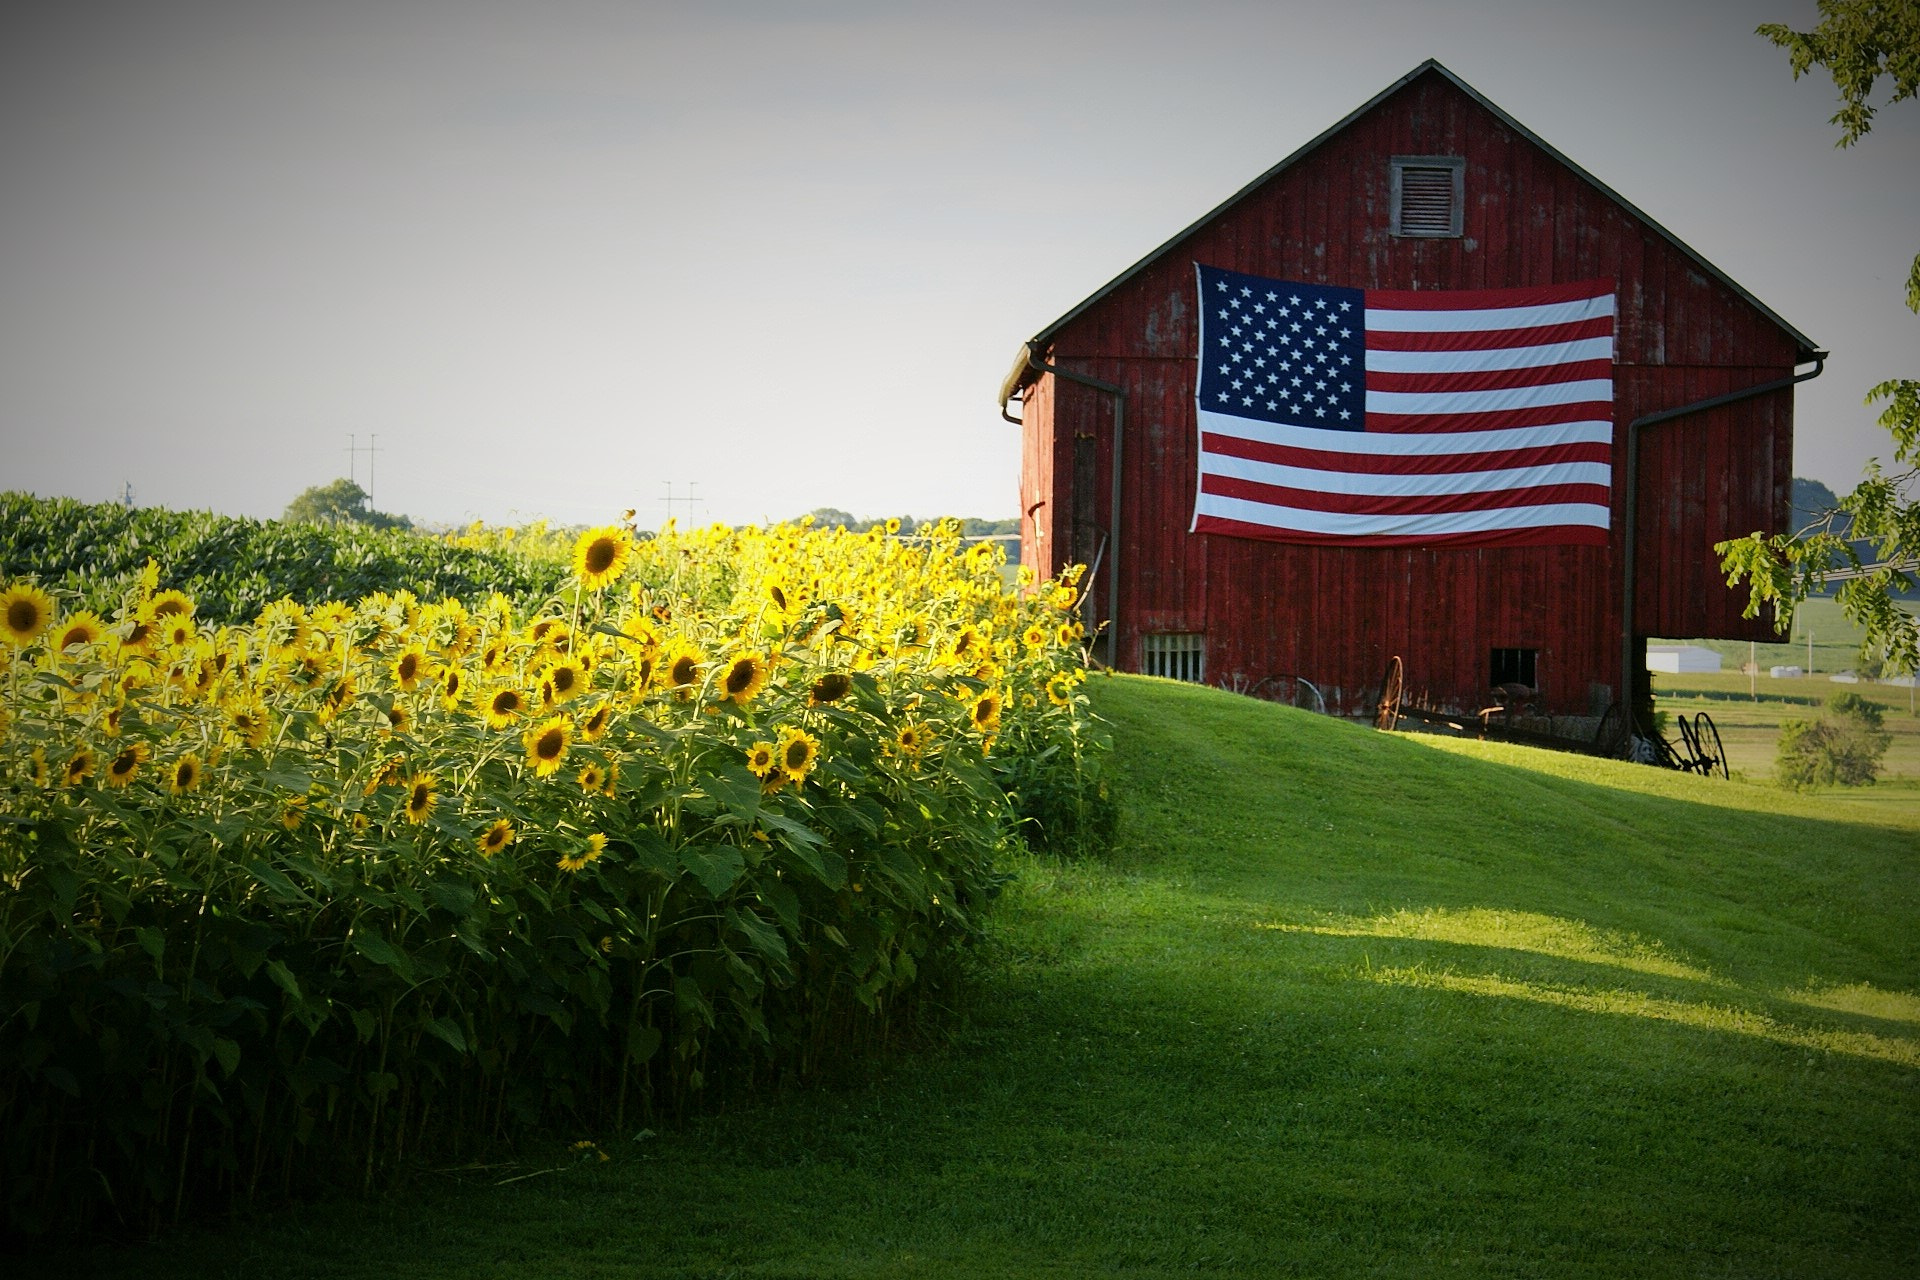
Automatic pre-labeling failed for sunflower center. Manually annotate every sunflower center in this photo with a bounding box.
[584,539,618,575]
[726,661,755,695]
[785,742,809,769]
[537,729,564,760]
[672,657,697,685]
[8,600,39,631]
[398,655,418,681]
[494,691,518,714]
[410,785,429,809]
[553,669,576,694]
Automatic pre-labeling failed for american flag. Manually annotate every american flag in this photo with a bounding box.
[1191,264,1616,547]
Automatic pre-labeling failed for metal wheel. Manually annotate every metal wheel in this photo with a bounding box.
[1675,713,1704,773]
[1374,656,1404,731]
[1696,711,1728,780]
[1592,702,1630,758]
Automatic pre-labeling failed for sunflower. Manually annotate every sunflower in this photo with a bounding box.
[51,610,107,652]
[577,761,605,793]
[1,583,54,647]
[309,600,353,635]
[777,727,820,785]
[316,673,357,725]
[147,588,194,620]
[541,658,587,704]
[482,686,527,730]
[385,703,410,734]
[600,759,619,797]
[745,740,777,777]
[572,526,633,591]
[717,651,768,705]
[227,698,270,749]
[1022,623,1048,650]
[402,772,438,824]
[557,832,608,874]
[523,715,572,777]
[63,746,95,787]
[391,646,429,691]
[481,639,512,675]
[893,722,930,758]
[808,672,852,706]
[580,701,613,741]
[440,666,466,711]
[477,818,515,857]
[950,626,982,663]
[970,689,1003,733]
[281,796,308,829]
[29,748,48,788]
[663,642,704,698]
[105,741,149,788]
[169,753,202,795]
[1056,623,1077,648]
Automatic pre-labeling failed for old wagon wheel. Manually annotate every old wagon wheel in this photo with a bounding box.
[1592,702,1631,758]
[1374,656,1404,731]
[1675,712,1705,773]
[1694,711,1729,780]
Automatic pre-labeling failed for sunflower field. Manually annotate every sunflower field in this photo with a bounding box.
[0,518,1110,1235]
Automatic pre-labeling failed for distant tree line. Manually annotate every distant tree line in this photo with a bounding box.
[797,509,1017,537]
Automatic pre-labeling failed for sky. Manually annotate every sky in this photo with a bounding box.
[1,0,1915,531]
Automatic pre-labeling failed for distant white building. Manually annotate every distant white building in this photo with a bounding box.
[1646,645,1722,674]
[1770,665,1805,678]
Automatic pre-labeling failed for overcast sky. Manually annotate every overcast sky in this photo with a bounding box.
[2,0,1915,530]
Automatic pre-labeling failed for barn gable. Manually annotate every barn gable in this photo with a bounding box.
[1001,59,1818,721]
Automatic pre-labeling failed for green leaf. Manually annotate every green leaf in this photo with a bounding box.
[680,844,746,898]
[212,1036,241,1077]
[423,1015,468,1054]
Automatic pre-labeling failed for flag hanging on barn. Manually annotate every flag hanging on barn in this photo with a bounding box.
[1190,264,1616,547]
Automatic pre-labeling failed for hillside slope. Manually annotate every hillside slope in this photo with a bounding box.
[65,676,1920,1279]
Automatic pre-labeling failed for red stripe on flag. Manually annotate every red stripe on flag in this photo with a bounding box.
[1363,316,1614,352]
[1201,473,1611,517]
[1365,359,1615,395]
[1191,513,1611,548]
[1199,431,1612,476]
[1364,401,1615,433]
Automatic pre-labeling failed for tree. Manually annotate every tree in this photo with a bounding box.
[282,478,413,530]
[1719,1,1920,673]
[1775,690,1893,788]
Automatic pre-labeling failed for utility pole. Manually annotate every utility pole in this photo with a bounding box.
[345,433,356,486]
[660,481,700,527]
[120,481,135,510]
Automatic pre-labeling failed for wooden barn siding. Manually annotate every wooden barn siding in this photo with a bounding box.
[1033,71,1797,714]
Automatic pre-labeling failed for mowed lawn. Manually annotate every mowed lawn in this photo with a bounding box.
[43,676,1920,1279]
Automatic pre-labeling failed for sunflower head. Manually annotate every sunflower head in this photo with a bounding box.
[51,610,106,653]
[523,715,572,777]
[718,651,768,705]
[970,690,1003,733]
[745,740,777,777]
[483,686,527,730]
[542,658,586,704]
[665,644,703,697]
[1046,673,1074,708]
[1,584,55,647]
[477,819,515,857]
[808,672,852,706]
[402,772,438,824]
[63,747,95,787]
[777,727,820,784]
[148,588,194,621]
[440,666,466,711]
[580,701,613,741]
[169,753,202,795]
[577,762,605,793]
[105,741,150,788]
[281,796,308,829]
[392,647,428,691]
[572,526,633,591]
[894,723,928,758]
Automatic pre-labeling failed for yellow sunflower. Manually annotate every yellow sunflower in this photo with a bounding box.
[970,689,1003,733]
[744,740,777,777]
[402,772,438,824]
[577,762,605,793]
[0,583,54,647]
[440,666,467,711]
[663,642,704,698]
[523,715,572,778]
[1046,673,1074,707]
[482,686,528,730]
[317,673,357,724]
[169,753,202,795]
[893,722,930,758]
[29,748,48,788]
[227,698,271,749]
[557,831,607,873]
[477,818,515,857]
[51,610,107,652]
[600,759,619,797]
[105,741,149,788]
[541,658,587,704]
[1022,623,1048,649]
[717,651,768,705]
[281,796,308,829]
[63,746,95,787]
[391,646,430,691]
[385,703,410,734]
[808,672,852,706]
[147,588,194,620]
[572,526,633,591]
[580,701,613,741]
[777,727,820,785]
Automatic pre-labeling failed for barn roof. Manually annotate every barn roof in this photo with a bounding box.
[1001,59,1819,406]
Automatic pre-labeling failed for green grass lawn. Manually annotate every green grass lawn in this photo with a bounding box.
[37,676,1920,1278]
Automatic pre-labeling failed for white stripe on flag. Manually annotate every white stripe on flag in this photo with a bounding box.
[1366,378,1615,416]
[1365,294,1616,333]
[1364,336,1615,375]
[1197,409,1612,456]
[1194,492,1611,536]
[1201,452,1611,497]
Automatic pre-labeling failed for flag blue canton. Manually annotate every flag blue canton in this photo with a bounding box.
[1196,265,1366,432]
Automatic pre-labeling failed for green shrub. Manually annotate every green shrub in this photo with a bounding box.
[1775,692,1892,788]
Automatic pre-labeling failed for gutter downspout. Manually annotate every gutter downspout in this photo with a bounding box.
[1620,351,1826,739]
[1020,343,1127,668]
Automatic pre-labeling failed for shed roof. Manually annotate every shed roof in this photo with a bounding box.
[1002,59,1819,407]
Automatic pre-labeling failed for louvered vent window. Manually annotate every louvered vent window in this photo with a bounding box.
[1391,156,1464,238]
[1142,633,1206,683]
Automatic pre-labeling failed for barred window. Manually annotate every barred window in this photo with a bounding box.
[1391,156,1464,238]
[1142,633,1206,683]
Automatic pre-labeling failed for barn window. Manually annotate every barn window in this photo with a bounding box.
[1490,647,1537,689]
[1143,633,1207,683]
[1391,156,1464,238]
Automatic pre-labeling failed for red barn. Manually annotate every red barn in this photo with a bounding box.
[999,60,1820,726]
